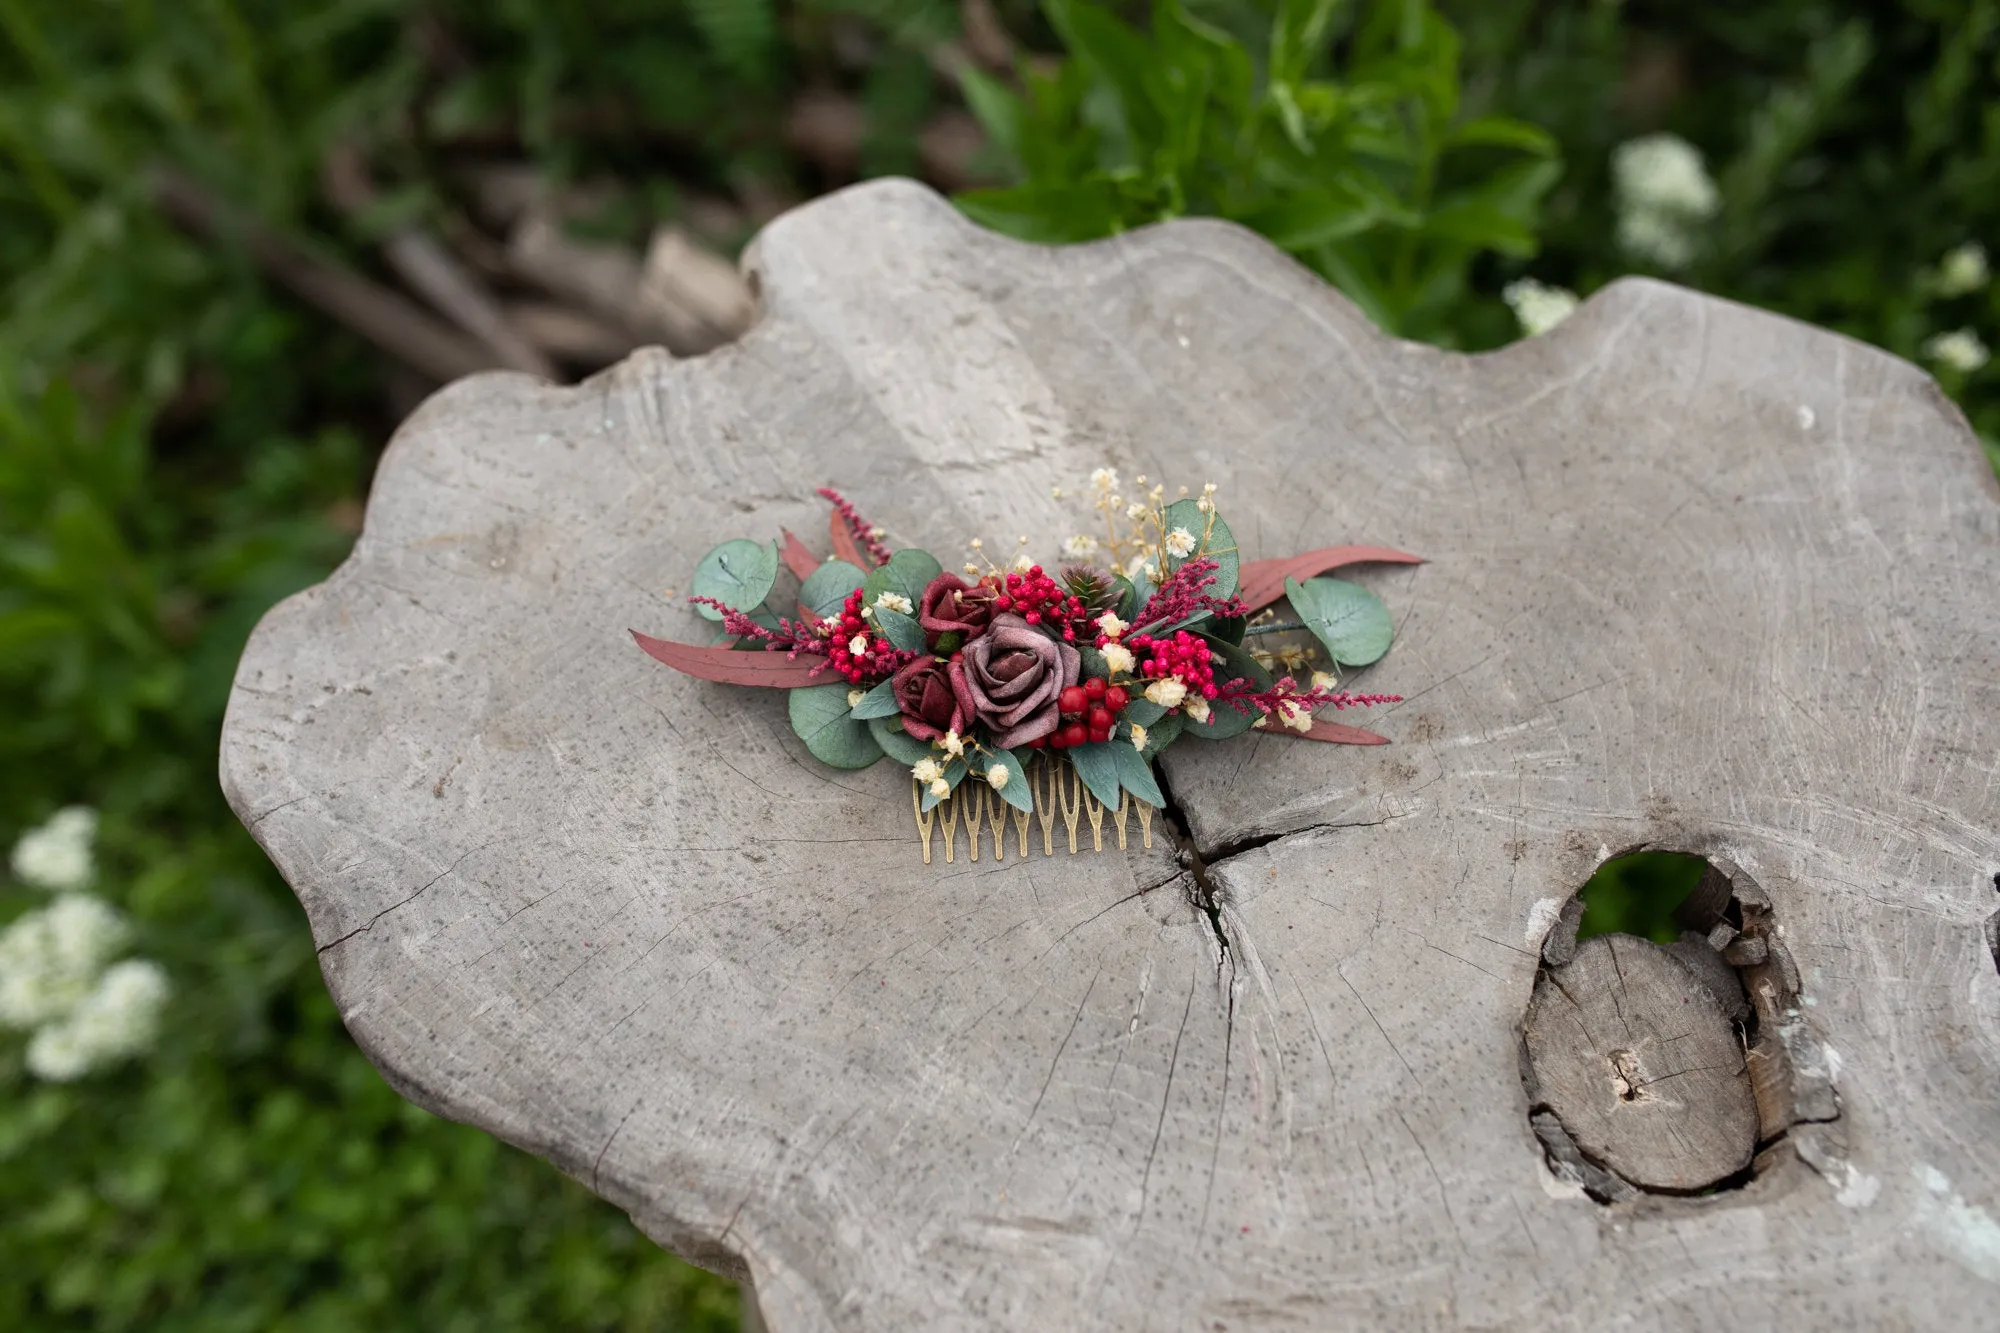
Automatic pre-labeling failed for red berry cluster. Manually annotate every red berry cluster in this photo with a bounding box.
[1028,676,1131,749]
[1128,630,1220,700]
[824,588,892,683]
[993,565,1088,641]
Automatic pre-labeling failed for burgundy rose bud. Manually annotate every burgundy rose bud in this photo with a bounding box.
[918,572,999,648]
[950,612,1081,749]
[892,655,969,743]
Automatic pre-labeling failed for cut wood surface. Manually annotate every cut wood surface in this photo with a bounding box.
[220,179,2000,1330]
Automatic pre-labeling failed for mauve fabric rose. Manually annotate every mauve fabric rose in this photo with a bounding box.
[918,572,998,647]
[949,612,1079,748]
[893,656,967,742]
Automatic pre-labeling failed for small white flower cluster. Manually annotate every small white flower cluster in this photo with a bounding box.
[1934,243,1989,299]
[1,808,170,1081]
[1612,134,1719,271]
[1924,327,1991,375]
[1502,278,1579,338]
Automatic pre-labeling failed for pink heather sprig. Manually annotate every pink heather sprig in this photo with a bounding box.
[1135,557,1248,631]
[1215,674,1403,716]
[688,596,830,660]
[818,487,893,567]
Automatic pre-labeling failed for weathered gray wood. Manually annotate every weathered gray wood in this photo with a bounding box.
[1525,934,1757,1191]
[220,179,2000,1329]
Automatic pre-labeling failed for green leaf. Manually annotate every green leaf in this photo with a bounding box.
[1161,499,1237,598]
[690,538,779,620]
[800,559,866,617]
[1446,116,1557,156]
[1111,574,1139,620]
[1077,642,1109,680]
[1043,0,1162,152]
[1121,697,1168,726]
[920,757,969,812]
[982,748,1035,814]
[862,548,944,610]
[849,678,902,721]
[788,684,886,769]
[1137,711,1184,758]
[955,183,1127,245]
[958,66,1024,161]
[1064,742,1123,810]
[1240,184,1384,250]
[1183,633,1273,740]
[1286,575,1394,666]
[870,715,934,766]
[873,607,926,652]
[1112,742,1165,807]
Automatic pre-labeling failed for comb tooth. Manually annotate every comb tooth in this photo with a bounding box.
[913,779,935,864]
[1114,791,1130,850]
[1035,754,1057,856]
[939,789,958,863]
[1136,799,1154,849]
[988,783,1008,861]
[1060,762,1082,854]
[964,784,983,862]
[1085,786,1105,851]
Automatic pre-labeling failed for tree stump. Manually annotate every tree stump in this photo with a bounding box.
[220,180,2000,1329]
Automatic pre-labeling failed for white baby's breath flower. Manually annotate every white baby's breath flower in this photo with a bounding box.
[1195,496,1213,513]
[1061,534,1100,559]
[1924,327,1990,374]
[1123,554,1150,579]
[1937,243,1989,299]
[1090,467,1118,492]
[0,895,130,1030]
[1101,643,1136,675]
[11,806,97,892]
[928,777,951,799]
[1501,278,1579,338]
[942,730,966,758]
[26,959,170,1082]
[1285,707,1315,733]
[847,689,865,709]
[1163,527,1197,559]
[1310,670,1340,691]
[912,758,944,784]
[1125,501,1147,520]
[1183,697,1211,724]
[1144,678,1188,710]
[1129,724,1147,751]
[847,633,870,656]
[985,764,1010,792]
[1013,552,1033,572]
[1612,134,1718,271]
[1096,611,1128,639]
[873,592,913,615]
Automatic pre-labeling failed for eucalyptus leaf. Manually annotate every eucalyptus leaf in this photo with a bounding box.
[1121,697,1168,727]
[982,747,1035,814]
[872,607,926,653]
[789,684,886,769]
[1286,575,1394,666]
[1077,643,1109,680]
[1064,743,1123,810]
[799,559,866,617]
[1137,711,1184,758]
[848,678,902,721]
[1161,498,1237,598]
[1112,743,1165,807]
[920,757,969,812]
[863,548,945,610]
[869,715,934,766]
[1111,574,1140,620]
[690,538,779,621]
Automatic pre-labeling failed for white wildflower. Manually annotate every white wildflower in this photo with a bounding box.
[11,806,97,892]
[1612,134,1718,271]
[1196,496,1213,513]
[1311,670,1340,691]
[1144,678,1188,710]
[1101,643,1136,675]
[1096,611,1128,639]
[26,959,169,1082]
[847,633,870,656]
[1129,725,1148,751]
[969,538,983,550]
[1050,486,1065,499]
[0,895,130,1030]
[1183,697,1211,724]
[985,764,1010,793]
[1062,534,1100,559]
[1502,278,1579,338]
[1163,527,1197,559]
[1125,502,1147,520]
[1090,467,1118,492]
[1285,706,1315,733]
[1013,552,1033,572]
[847,689,865,709]
[1924,327,1990,374]
[912,758,944,784]
[1936,243,1989,299]
[1251,712,1270,728]
[941,730,965,758]
[928,777,951,799]
[873,592,913,616]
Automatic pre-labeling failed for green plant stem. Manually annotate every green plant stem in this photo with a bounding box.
[1244,620,1305,635]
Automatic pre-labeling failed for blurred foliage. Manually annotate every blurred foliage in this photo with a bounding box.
[958,0,1560,340]
[1574,851,1705,945]
[1,0,1996,1327]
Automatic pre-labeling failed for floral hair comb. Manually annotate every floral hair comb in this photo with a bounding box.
[632,474,1419,862]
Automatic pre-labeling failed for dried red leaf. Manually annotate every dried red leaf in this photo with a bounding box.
[1266,718,1390,745]
[779,529,820,582]
[629,630,829,687]
[1236,545,1424,612]
[827,508,868,568]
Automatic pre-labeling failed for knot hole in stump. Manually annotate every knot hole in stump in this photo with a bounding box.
[1522,853,1841,1204]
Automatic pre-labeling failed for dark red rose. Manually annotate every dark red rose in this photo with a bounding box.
[893,656,969,742]
[918,573,998,648]
[948,612,1080,749]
